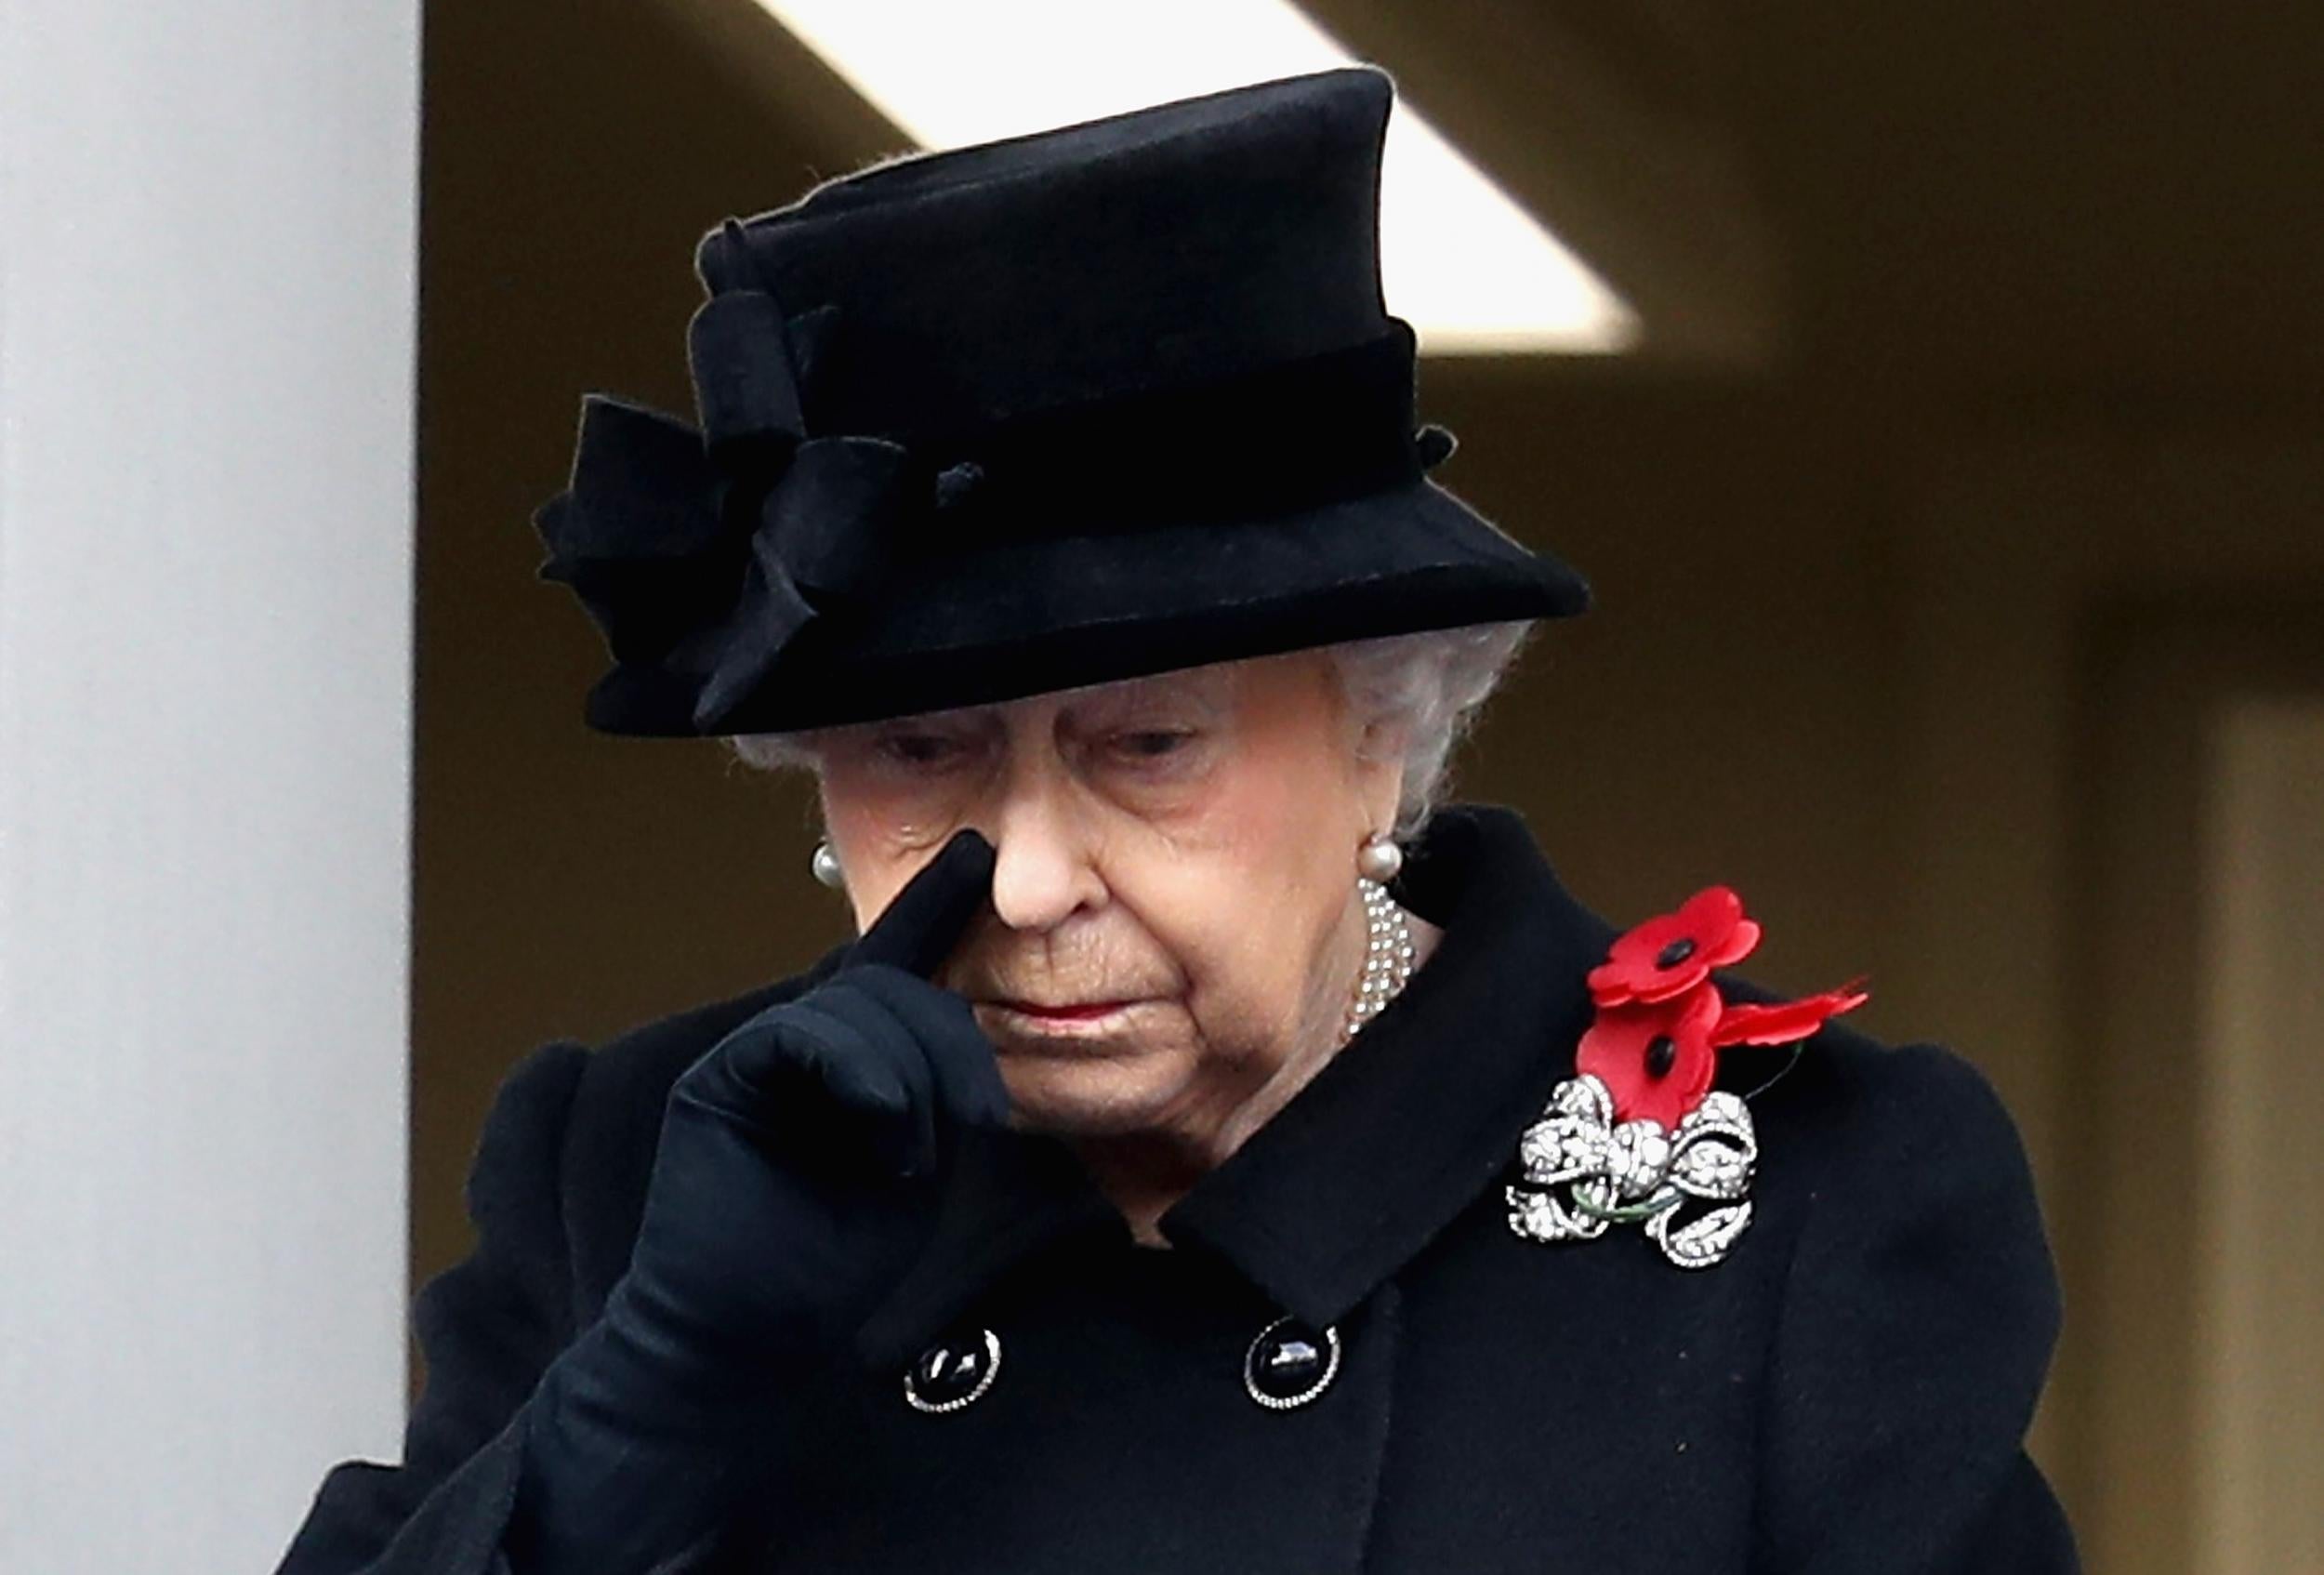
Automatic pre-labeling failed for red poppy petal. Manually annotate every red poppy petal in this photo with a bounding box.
[1578,985,1723,1126]
[1586,960,1639,1005]
[1631,968,1715,1004]
[1601,927,1676,975]
[1677,886,1745,935]
[1621,911,1685,946]
[1670,983,1725,1036]
[1619,1031,1718,1129]
[1576,1002,1654,1082]
[1706,916,1763,969]
[1710,979,1870,1047]
[1669,1037,1719,1114]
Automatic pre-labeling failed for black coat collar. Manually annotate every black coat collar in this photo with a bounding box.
[855,801,1615,1369]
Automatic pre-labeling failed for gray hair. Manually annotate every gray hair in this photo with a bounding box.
[1327,620,1536,838]
[722,620,1536,842]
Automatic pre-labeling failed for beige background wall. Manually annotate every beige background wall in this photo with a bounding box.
[413,3,2324,1566]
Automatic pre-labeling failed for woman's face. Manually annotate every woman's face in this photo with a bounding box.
[810,651,1405,1145]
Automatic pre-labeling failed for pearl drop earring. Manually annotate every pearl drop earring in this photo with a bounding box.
[812,840,845,888]
[1356,830,1403,883]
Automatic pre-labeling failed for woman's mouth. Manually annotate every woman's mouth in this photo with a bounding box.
[983,998,1144,1033]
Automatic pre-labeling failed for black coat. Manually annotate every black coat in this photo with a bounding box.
[277,803,2078,1573]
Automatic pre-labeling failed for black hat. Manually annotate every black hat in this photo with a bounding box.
[534,65,1591,736]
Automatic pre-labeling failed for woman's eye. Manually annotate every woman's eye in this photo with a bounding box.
[1112,729,1197,760]
[879,733,970,768]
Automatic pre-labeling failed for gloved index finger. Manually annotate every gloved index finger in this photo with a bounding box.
[846,827,996,979]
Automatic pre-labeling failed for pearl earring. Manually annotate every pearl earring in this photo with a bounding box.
[1356,830,1403,883]
[811,840,845,888]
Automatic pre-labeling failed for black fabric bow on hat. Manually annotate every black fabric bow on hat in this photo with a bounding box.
[534,271,986,735]
[534,286,1459,738]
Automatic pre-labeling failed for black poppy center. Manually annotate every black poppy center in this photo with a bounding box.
[1645,1035,1679,1079]
[1655,937,1698,970]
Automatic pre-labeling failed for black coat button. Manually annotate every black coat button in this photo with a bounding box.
[904,1327,1002,1414]
[1244,1316,1340,1410]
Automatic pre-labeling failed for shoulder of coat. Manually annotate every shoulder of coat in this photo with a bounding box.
[1731,1004,2031,1208]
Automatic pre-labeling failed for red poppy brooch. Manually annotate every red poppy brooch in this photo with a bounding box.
[1506,888,1868,1269]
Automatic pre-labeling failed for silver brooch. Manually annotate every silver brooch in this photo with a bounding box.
[1505,1073,1758,1268]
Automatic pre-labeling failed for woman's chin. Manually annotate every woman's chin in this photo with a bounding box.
[994,1046,1193,1138]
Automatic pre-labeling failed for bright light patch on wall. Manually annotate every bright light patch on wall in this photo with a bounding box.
[755,0,1638,354]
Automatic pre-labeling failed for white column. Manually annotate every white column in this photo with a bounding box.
[0,5,418,1570]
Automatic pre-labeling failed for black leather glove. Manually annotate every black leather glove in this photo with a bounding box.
[507,828,1006,1573]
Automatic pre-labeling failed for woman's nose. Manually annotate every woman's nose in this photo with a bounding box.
[984,776,1106,933]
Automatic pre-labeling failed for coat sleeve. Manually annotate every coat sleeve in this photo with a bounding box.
[1750,1042,2080,1574]
[273,1039,591,1575]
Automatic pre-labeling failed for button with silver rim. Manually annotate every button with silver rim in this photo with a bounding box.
[1244,1316,1340,1410]
[904,1326,1002,1414]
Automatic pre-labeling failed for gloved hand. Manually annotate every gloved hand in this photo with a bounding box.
[507,828,1006,1574]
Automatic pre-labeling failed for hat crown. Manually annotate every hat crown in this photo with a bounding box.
[698,68,1398,448]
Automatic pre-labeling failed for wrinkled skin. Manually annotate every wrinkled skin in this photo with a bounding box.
[804,650,1439,1236]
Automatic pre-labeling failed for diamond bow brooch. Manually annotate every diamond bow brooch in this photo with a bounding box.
[1506,887,1868,1269]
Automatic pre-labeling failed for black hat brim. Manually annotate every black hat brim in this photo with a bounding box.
[588,478,1589,735]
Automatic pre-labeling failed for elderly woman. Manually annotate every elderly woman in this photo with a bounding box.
[278,67,2077,1575]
